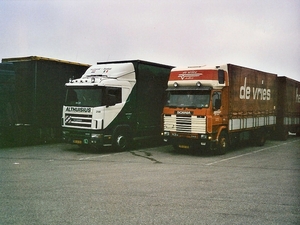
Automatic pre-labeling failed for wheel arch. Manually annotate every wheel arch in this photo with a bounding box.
[216,126,228,141]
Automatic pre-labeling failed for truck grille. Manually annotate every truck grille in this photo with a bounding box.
[164,115,206,134]
[65,113,92,128]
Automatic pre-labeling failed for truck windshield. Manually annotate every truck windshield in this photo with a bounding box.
[65,87,104,107]
[166,90,211,108]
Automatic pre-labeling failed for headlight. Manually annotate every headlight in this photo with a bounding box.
[164,131,170,136]
[91,134,102,139]
[200,134,207,139]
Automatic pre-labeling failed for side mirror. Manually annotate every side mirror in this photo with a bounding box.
[106,94,116,107]
[214,99,221,110]
[218,70,225,84]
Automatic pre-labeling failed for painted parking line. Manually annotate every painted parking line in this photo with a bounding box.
[205,139,299,166]
[79,152,125,161]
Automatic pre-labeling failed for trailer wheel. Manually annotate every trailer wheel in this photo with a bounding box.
[112,128,131,151]
[279,128,289,141]
[216,131,228,155]
[254,129,266,146]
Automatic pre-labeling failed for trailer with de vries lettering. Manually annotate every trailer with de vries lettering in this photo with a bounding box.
[162,64,282,154]
[276,76,300,139]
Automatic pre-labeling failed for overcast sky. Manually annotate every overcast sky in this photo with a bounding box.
[1,0,299,80]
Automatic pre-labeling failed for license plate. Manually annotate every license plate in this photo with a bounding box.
[73,140,82,144]
[179,145,190,149]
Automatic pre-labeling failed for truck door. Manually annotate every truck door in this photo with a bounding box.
[212,91,223,132]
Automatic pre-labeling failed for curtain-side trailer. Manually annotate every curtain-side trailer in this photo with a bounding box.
[62,60,173,150]
[162,64,278,154]
[0,56,90,146]
[276,76,300,139]
[0,63,17,146]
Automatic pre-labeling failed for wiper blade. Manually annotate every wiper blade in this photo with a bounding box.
[185,105,197,109]
[167,105,178,108]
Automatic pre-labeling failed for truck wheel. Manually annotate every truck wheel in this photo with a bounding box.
[216,131,228,155]
[112,129,131,151]
[279,128,289,141]
[254,129,266,146]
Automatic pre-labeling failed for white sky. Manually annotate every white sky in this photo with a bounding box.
[1,0,299,80]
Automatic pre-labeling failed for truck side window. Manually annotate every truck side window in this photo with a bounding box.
[107,87,122,104]
[212,91,221,111]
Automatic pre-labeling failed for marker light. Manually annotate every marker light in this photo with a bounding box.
[174,82,178,88]
[196,81,201,87]
[91,77,95,83]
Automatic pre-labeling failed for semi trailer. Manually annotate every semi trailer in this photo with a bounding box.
[62,60,173,150]
[161,64,295,154]
[276,76,300,139]
[0,63,17,145]
[0,56,90,146]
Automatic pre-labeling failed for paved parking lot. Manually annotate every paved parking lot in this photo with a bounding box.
[0,137,299,224]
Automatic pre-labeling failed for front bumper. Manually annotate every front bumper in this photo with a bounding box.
[162,131,217,150]
[62,128,112,147]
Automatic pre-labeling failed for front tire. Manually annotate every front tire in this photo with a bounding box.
[216,131,228,155]
[112,128,131,151]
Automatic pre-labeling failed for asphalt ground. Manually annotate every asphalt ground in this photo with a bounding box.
[0,136,299,225]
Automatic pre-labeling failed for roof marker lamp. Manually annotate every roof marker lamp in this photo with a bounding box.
[196,81,201,87]
[174,82,178,88]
